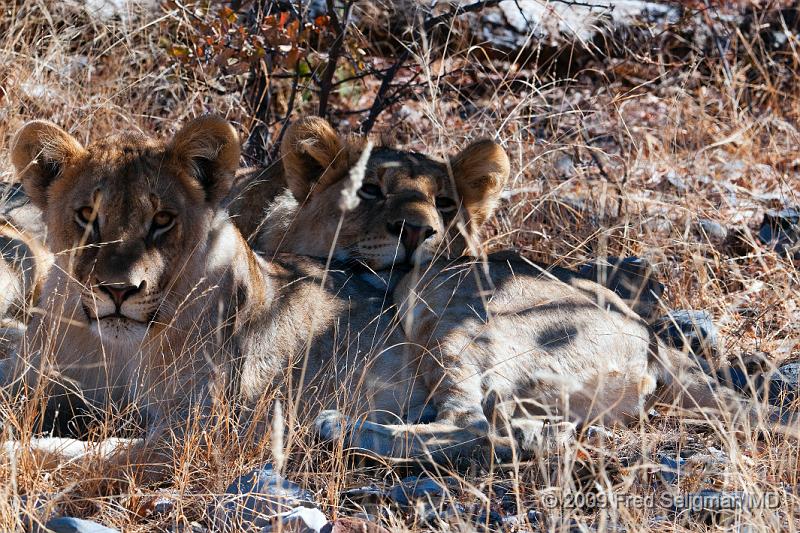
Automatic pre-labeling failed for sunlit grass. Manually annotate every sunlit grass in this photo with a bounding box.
[0,1,798,531]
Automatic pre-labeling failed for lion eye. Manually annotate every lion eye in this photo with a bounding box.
[435,196,457,213]
[357,183,383,201]
[152,211,176,235]
[75,206,96,227]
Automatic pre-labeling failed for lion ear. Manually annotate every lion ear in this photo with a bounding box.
[170,115,240,204]
[450,139,510,228]
[281,117,347,201]
[11,121,85,210]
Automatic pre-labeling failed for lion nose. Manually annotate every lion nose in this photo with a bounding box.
[387,221,436,257]
[98,281,146,308]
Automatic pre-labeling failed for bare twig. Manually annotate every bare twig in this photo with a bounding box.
[317,0,353,118]
[360,57,408,135]
[245,58,274,163]
[269,60,304,162]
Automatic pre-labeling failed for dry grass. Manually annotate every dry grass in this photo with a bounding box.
[0,1,799,532]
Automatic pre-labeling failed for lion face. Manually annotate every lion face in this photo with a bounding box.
[349,149,458,268]
[270,118,510,270]
[12,116,240,344]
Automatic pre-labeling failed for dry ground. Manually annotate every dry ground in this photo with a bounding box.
[0,1,798,531]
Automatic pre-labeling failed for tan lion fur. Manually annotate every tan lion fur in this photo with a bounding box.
[0,219,51,321]
[313,252,750,462]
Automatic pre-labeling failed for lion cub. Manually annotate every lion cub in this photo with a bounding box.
[232,118,755,462]
[0,184,51,323]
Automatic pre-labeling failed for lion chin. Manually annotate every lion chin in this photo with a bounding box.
[89,316,150,346]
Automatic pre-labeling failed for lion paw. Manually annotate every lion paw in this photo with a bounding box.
[512,419,576,456]
[315,410,348,442]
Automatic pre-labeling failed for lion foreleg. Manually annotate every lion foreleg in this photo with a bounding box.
[315,409,494,463]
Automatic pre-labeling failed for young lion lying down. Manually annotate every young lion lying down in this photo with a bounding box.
[1,116,762,490]
[232,117,768,460]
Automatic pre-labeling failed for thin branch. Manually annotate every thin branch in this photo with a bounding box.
[333,67,391,86]
[422,0,503,33]
[360,57,408,135]
[245,58,273,162]
[269,59,304,162]
[317,0,353,118]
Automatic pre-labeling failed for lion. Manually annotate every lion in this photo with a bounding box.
[0,183,52,322]
[229,118,764,462]
[0,185,52,362]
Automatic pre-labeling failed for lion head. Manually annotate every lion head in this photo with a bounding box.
[11,116,244,345]
[241,117,510,270]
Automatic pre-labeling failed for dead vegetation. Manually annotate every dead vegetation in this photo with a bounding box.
[0,1,798,532]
